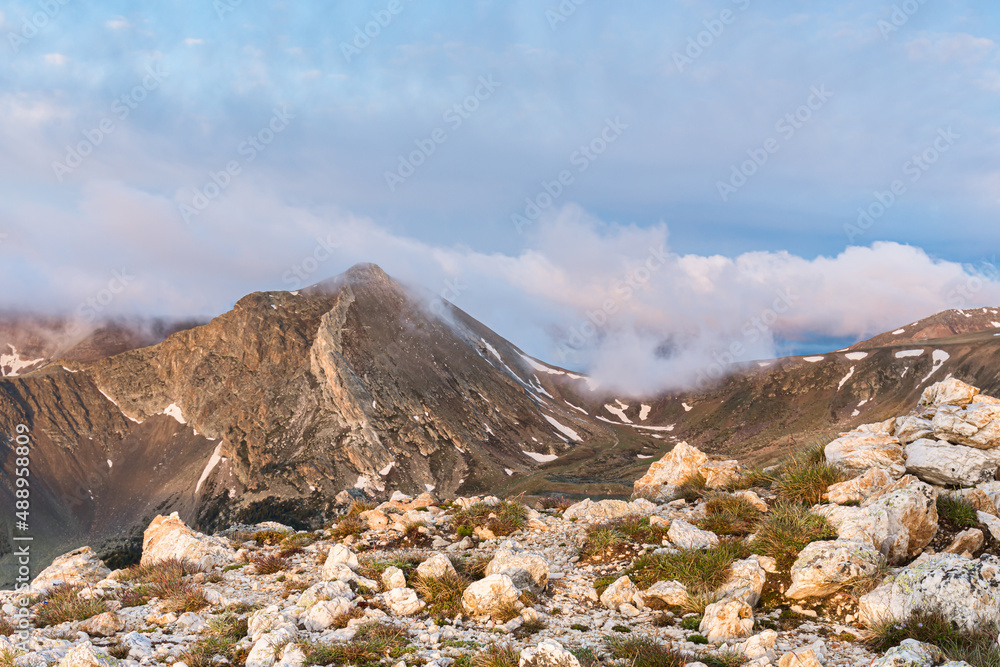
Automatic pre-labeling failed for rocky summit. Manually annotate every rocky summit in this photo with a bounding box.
[1,377,999,667]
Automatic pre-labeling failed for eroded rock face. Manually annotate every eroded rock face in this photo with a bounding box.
[825,432,906,478]
[920,377,980,408]
[518,639,581,667]
[641,580,688,608]
[785,540,885,600]
[632,442,740,499]
[700,599,754,643]
[29,547,110,596]
[415,553,457,580]
[79,611,125,638]
[815,477,938,563]
[667,520,719,550]
[932,403,1000,450]
[717,557,767,606]
[462,574,519,617]
[562,498,653,522]
[485,548,549,593]
[904,438,1000,486]
[859,553,1000,630]
[825,468,895,505]
[382,588,425,616]
[895,416,934,445]
[600,576,640,610]
[141,513,235,569]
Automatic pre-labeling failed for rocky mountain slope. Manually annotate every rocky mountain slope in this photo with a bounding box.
[2,378,998,667]
[2,263,1000,590]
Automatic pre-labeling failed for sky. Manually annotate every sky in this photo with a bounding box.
[1,0,1000,391]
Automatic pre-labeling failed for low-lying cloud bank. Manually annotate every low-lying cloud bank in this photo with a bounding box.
[4,183,999,394]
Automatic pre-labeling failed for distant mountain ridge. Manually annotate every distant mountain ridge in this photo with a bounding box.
[2,263,1000,586]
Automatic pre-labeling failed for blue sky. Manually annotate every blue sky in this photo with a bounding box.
[1,0,999,386]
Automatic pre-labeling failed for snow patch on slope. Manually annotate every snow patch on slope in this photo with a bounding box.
[604,403,632,424]
[895,349,924,358]
[838,366,856,391]
[522,450,559,463]
[195,443,225,494]
[844,352,869,361]
[920,350,950,384]
[543,414,582,442]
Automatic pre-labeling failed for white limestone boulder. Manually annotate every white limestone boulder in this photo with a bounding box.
[904,438,1000,486]
[824,432,905,478]
[933,403,1000,450]
[141,512,236,569]
[700,599,754,643]
[785,540,885,600]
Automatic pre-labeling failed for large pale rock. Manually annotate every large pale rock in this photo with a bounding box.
[869,638,946,667]
[79,611,125,637]
[633,442,708,499]
[296,581,354,608]
[905,438,1000,486]
[785,540,885,599]
[461,574,519,617]
[825,468,894,505]
[700,599,754,643]
[933,403,1000,449]
[303,598,354,631]
[736,630,778,662]
[858,418,898,435]
[248,606,297,643]
[641,580,689,608]
[323,544,359,575]
[141,513,236,569]
[979,511,1000,540]
[58,642,113,667]
[30,547,111,596]
[562,498,652,522]
[667,520,719,549]
[381,566,407,591]
[895,416,934,445]
[383,588,425,616]
[699,460,742,489]
[920,378,980,408]
[518,639,581,667]
[485,549,549,593]
[246,627,296,667]
[718,557,767,606]
[944,528,984,556]
[415,553,457,580]
[814,477,937,563]
[859,553,1000,630]
[599,576,640,610]
[825,432,905,477]
[777,649,822,667]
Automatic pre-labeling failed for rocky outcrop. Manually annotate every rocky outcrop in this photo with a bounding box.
[141,513,236,569]
[920,377,981,408]
[932,403,1000,450]
[700,599,754,643]
[904,438,1000,486]
[632,442,739,500]
[785,540,885,599]
[825,468,895,505]
[29,547,110,596]
[462,574,519,617]
[562,498,653,522]
[518,640,581,667]
[486,548,549,593]
[859,553,1000,630]
[824,432,906,478]
[815,477,938,563]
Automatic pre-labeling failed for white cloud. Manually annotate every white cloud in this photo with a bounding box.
[184,38,204,46]
[106,18,129,30]
[43,53,67,66]
[906,32,996,63]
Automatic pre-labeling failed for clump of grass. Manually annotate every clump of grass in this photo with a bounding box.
[675,472,708,502]
[538,495,574,512]
[451,499,529,537]
[356,554,423,582]
[866,610,1000,667]
[605,635,685,667]
[106,643,130,660]
[680,616,702,631]
[182,611,249,667]
[162,585,210,613]
[701,651,746,667]
[515,617,547,637]
[277,546,304,559]
[120,558,209,613]
[302,622,411,667]
[248,529,287,546]
[250,554,288,575]
[723,467,776,491]
[570,647,600,667]
[453,555,492,579]
[624,539,750,594]
[843,556,892,598]
[614,516,671,544]
[772,447,848,505]
[579,525,627,560]
[33,585,109,626]
[472,643,519,667]
[0,645,23,667]
[698,493,762,537]
[347,499,378,517]
[937,495,980,529]
[0,616,16,637]
[117,587,150,608]
[330,515,365,540]
[570,623,589,631]
[749,502,836,571]
[411,572,469,619]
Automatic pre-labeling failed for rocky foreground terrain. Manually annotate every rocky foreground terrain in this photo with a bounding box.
[2,377,1000,667]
